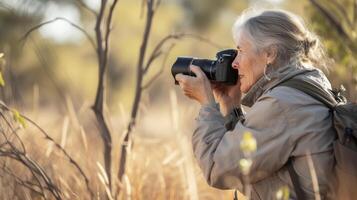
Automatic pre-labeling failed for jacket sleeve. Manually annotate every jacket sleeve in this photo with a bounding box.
[192,94,292,190]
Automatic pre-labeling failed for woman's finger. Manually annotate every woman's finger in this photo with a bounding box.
[175,73,186,83]
[190,65,204,78]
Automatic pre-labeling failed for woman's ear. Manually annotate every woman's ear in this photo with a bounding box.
[266,45,278,64]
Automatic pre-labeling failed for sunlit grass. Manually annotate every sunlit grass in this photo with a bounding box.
[0,92,243,199]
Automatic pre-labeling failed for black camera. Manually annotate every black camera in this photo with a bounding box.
[171,49,238,85]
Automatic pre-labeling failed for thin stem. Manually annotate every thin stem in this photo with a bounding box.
[21,17,96,50]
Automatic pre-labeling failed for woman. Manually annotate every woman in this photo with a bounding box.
[175,9,336,199]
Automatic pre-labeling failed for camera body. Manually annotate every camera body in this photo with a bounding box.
[171,49,238,85]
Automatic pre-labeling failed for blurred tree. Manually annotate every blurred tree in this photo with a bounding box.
[180,0,232,30]
[0,2,41,104]
[0,0,68,106]
[307,0,357,101]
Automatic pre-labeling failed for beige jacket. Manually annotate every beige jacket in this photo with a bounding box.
[193,63,336,199]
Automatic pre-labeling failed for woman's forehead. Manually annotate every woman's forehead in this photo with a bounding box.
[234,31,252,49]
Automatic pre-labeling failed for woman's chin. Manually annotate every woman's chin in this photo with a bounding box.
[240,85,249,93]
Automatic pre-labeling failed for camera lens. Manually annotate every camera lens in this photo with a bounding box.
[191,59,216,80]
[171,57,194,76]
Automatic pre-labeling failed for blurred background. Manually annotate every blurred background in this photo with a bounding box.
[0,0,356,199]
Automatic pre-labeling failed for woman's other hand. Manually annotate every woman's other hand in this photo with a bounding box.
[175,65,215,106]
[212,81,242,116]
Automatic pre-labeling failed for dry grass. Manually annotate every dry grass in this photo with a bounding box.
[0,91,243,199]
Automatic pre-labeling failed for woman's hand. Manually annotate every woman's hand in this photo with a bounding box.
[175,65,215,106]
[212,81,242,116]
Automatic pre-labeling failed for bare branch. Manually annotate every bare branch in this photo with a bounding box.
[21,17,96,50]
[0,141,61,199]
[310,0,351,40]
[140,0,145,19]
[310,0,357,52]
[143,50,162,74]
[2,165,44,196]
[182,33,224,48]
[0,102,94,198]
[0,2,15,14]
[330,0,353,28]
[22,115,94,199]
[0,111,26,154]
[94,0,108,111]
[93,0,114,193]
[103,0,119,71]
[76,0,98,16]
[142,43,175,90]
[117,0,156,194]
[143,32,224,75]
[354,0,357,27]
[154,0,162,11]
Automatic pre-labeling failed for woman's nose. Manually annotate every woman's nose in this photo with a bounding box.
[232,57,239,69]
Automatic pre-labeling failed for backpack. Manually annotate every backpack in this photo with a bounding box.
[279,78,357,200]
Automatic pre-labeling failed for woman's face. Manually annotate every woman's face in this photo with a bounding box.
[232,31,268,93]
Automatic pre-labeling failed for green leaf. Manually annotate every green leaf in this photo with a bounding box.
[12,109,27,128]
[0,71,5,87]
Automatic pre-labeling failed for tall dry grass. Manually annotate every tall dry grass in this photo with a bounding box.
[0,89,243,199]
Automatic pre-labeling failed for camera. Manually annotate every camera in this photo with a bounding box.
[171,49,238,85]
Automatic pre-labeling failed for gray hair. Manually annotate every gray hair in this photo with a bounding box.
[232,9,328,69]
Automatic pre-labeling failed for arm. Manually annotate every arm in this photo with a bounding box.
[192,94,292,189]
[223,107,245,131]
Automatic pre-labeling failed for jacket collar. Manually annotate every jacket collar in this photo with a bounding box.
[241,63,315,107]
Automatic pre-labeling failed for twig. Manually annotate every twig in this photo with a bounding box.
[142,43,175,90]
[310,0,357,52]
[103,0,119,74]
[2,165,43,196]
[330,0,353,28]
[309,0,351,41]
[93,0,115,193]
[0,2,15,14]
[0,148,61,199]
[0,111,26,154]
[76,0,98,16]
[143,32,224,74]
[0,102,93,198]
[117,0,156,196]
[306,153,321,200]
[20,17,96,50]
[354,0,357,27]
[22,115,95,199]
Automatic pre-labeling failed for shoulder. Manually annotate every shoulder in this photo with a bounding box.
[258,86,320,110]
[261,68,332,110]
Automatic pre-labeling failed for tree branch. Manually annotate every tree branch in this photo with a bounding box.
[92,0,115,194]
[354,0,357,27]
[0,130,62,199]
[103,0,119,74]
[76,0,98,16]
[310,0,357,52]
[142,43,175,90]
[2,165,44,196]
[117,0,155,196]
[0,112,25,154]
[0,102,94,198]
[21,17,96,50]
[23,115,94,199]
[143,50,162,74]
[310,0,351,40]
[143,32,224,74]
[94,0,107,112]
[330,0,353,28]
